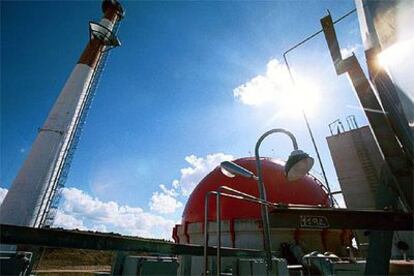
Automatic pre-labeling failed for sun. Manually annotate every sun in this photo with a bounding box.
[277,78,321,119]
[233,58,322,120]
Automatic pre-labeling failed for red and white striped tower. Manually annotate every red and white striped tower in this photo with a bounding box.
[0,0,124,228]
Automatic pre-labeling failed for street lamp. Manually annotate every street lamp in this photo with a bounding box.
[220,128,314,273]
[285,149,314,181]
[220,161,258,179]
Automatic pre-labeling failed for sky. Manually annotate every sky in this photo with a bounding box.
[1,0,369,239]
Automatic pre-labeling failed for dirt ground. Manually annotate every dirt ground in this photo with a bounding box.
[33,248,113,275]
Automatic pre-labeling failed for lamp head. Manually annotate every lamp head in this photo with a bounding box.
[285,150,314,181]
[220,161,256,179]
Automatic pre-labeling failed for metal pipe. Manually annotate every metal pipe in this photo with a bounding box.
[203,186,280,275]
[283,8,356,57]
[255,136,274,272]
[216,191,221,276]
[203,185,326,275]
[203,191,213,275]
[219,186,266,202]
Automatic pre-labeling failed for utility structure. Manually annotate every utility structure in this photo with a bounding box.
[321,1,414,274]
[0,0,124,228]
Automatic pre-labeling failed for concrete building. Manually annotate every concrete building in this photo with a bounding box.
[327,125,383,210]
[327,124,413,259]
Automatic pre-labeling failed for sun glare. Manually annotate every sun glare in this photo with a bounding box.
[277,79,320,118]
[234,58,322,120]
[378,38,414,68]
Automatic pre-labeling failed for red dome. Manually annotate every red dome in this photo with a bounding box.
[182,157,330,224]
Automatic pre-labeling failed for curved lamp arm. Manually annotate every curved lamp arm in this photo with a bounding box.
[254,128,299,272]
[255,128,298,156]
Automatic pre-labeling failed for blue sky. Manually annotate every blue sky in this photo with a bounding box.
[1,0,368,239]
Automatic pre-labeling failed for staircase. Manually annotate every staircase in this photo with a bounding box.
[351,129,379,197]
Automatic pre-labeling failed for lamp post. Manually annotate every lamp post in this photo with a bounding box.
[283,54,332,203]
[221,128,314,273]
[281,8,356,205]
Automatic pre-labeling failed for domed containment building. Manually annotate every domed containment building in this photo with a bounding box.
[173,158,352,274]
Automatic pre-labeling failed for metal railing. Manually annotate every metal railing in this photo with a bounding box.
[203,186,282,276]
[202,184,348,275]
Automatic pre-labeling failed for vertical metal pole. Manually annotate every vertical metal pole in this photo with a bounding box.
[255,155,273,274]
[216,192,221,276]
[279,9,357,208]
[204,192,212,275]
[283,55,333,205]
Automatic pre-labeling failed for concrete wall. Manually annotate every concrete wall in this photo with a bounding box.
[327,125,413,258]
[327,126,383,209]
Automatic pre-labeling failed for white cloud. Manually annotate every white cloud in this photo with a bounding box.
[176,153,234,196]
[91,224,108,232]
[54,187,176,240]
[160,184,179,197]
[233,59,320,117]
[149,186,183,214]
[234,59,292,107]
[340,44,361,58]
[1,153,234,239]
[148,153,234,214]
[0,187,8,205]
[54,210,86,230]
